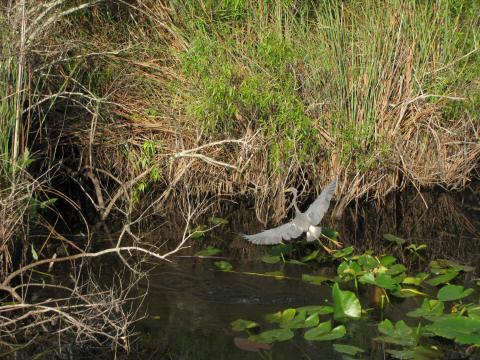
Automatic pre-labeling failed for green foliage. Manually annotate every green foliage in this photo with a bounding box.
[228,226,480,355]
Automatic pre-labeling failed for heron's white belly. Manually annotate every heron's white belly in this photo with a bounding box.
[306,225,322,242]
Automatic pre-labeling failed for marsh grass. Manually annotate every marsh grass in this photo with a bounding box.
[29,0,480,221]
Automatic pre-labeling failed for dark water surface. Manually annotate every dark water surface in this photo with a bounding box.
[135,188,480,359]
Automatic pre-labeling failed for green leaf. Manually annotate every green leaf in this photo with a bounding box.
[296,305,334,316]
[261,254,281,264]
[208,216,229,225]
[383,234,406,245]
[304,321,346,341]
[333,344,364,356]
[214,261,233,272]
[376,319,417,346]
[430,259,474,274]
[268,244,293,256]
[391,288,427,298]
[425,317,480,345]
[376,273,400,290]
[302,274,331,286]
[249,328,294,343]
[190,225,208,239]
[265,308,296,324]
[407,299,445,321]
[437,284,474,301]
[402,272,429,286]
[333,283,361,320]
[321,227,340,240]
[425,270,459,286]
[358,272,376,285]
[301,250,321,262]
[357,254,380,270]
[281,310,320,329]
[194,246,221,256]
[333,246,354,259]
[386,264,407,276]
[380,255,397,267]
[231,319,259,332]
[31,244,38,261]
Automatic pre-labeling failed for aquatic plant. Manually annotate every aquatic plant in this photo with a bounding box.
[223,231,480,358]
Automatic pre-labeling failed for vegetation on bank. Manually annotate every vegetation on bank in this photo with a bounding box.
[42,0,479,219]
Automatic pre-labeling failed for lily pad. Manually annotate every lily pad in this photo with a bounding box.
[268,244,293,256]
[249,328,294,343]
[265,308,296,324]
[425,270,459,286]
[425,317,480,345]
[437,284,474,301]
[333,344,364,356]
[407,299,445,321]
[261,254,281,264]
[333,283,361,320]
[231,319,259,332]
[376,319,417,346]
[333,246,354,259]
[296,305,334,316]
[208,216,229,225]
[304,320,346,341]
[195,246,221,257]
[301,250,321,262]
[383,234,406,246]
[280,310,320,329]
[214,260,233,271]
[302,274,331,286]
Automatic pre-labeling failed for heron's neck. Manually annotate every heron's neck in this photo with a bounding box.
[292,192,301,215]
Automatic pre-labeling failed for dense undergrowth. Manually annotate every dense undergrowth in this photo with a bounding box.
[37,0,479,220]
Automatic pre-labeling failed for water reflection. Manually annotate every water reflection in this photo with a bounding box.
[135,187,480,359]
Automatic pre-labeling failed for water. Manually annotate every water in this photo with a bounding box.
[134,188,480,359]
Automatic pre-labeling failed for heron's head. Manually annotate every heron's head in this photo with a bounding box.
[285,187,298,197]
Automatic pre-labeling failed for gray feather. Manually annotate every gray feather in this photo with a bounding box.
[305,179,337,225]
[244,178,337,245]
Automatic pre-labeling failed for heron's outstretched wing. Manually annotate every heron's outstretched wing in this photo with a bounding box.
[305,179,337,225]
[243,221,303,245]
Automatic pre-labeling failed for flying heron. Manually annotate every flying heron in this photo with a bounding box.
[243,179,337,245]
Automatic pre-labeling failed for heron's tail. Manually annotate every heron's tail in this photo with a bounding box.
[306,226,322,242]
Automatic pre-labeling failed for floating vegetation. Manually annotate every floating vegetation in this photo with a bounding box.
[207,231,480,358]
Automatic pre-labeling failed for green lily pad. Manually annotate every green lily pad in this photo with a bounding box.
[380,255,397,267]
[296,305,334,315]
[249,328,294,343]
[265,308,296,324]
[383,234,406,246]
[280,310,320,329]
[430,259,475,274]
[425,317,480,345]
[407,299,445,321]
[376,273,400,290]
[208,216,229,225]
[333,283,361,320]
[333,344,364,356]
[391,288,427,298]
[425,270,459,286]
[261,254,281,264]
[333,246,354,259]
[437,284,474,301]
[268,244,293,256]
[386,264,407,276]
[302,274,331,285]
[195,246,221,257]
[376,319,417,346]
[301,250,321,262]
[322,227,340,240]
[304,320,346,341]
[214,260,233,271]
[231,319,259,332]
[402,273,429,286]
